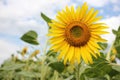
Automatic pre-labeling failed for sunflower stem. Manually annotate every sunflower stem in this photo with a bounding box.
[106,38,116,61]
[44,39,49,55]
[75,63,81,80]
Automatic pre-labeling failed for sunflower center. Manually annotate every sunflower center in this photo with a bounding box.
[65,21,91,47]
[70,26,83,38]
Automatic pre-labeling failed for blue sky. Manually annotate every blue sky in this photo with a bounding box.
[0,0,120,64]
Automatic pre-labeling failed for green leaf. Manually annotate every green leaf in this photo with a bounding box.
[80,74,85,80]
[1,59,15,67]
[46,50,57,57]
[118,26,120,31]
[65,75,74,80]
[0,63,25,71]
[98,42,108,50]
[0,70,15,79]
[112,26,120,36]
[41,13,52,23]
[21,30,39,45]
[113,26,120,46]
[17,71,40,78]
[49,62,64,73]
[111,64,120,72]
[112,29,117,35]
[115,45,120,59]
[112,74,120,80]
[108,68,119,77]
[84,57,112,78]
[88,77,108,80]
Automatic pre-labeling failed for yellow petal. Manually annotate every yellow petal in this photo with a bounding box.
[80,47,88,64]
[92,10,99,18]
[47,32,63,37]
[57,11,69,23]
[88,16,102,24]
[88,23,107,28]
[91,31,109,34]
[84,46,93,64]
[76,6,81,20]
[58,42,69,60]
[49,37,64,45]
[79,2,88,19]
[89,23,106,27]
[87,42,99,53]
[86,45,97,58]
[49,36,64,42]
[49,29,64,33]
[68,46,74,62]
[65,6,72,21]
[87,42,100,56]
[50,41,66,51]
[70,56,75,64]
[56,15,67,24]
[63,45,70,64]
[89,40,102,50]
[62,10,71,23]
[84,8,94,22]
[91,34,107,42]
[71,6,75,20]
[90,25,108,30]
[75,47,81,64]
[51,20,66,28]
[87,10,99,22]
[98,38,107,42]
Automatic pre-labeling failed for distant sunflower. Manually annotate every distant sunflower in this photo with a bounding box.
[48,2,108,64]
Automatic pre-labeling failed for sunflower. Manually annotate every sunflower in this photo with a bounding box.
[48,2,108,64]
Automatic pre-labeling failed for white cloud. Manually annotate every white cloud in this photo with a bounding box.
[83,0,109,7]
[82,0,119,7]
[0,0,69,18]
[113,5,120,12]
[0,39,19,64]
[101,15,120,44]
[110,0,119,4]
[0,0,70,36]
[99,9,104,14]
[103,15,120,30]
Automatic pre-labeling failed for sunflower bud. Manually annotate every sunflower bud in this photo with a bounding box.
[21,47,28,56]
[112,47,117,55]
[110,55,116,62]
[29,50,40,59]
